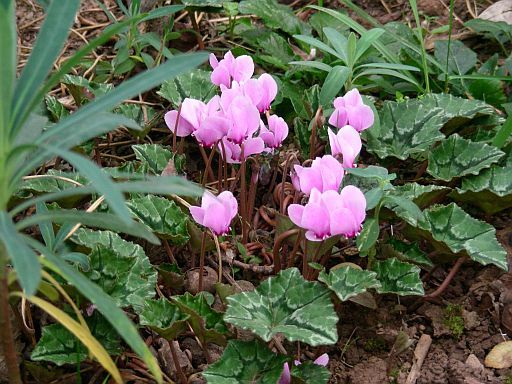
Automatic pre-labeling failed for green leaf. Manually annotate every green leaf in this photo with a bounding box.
[224,268,338,346]
[17,170,88,195]
[345,165,395,182]
[31,312,122,366]
[157,69,216,107]
[372,258,424,296]
[291,361,331,384]
[203,340,288,384]
[132,144,178,175]
[0,212,41,295]
[319,66,350,107]
[293,34,340,59]
[319,266,381,301]
[383,195,424,226]
[239,0,311,35]
[139,298,190,340]
[173,292,228,346]
[17,210,159,244]
[434,40,476,75]
[468,78,506,108]
[356,218,380,253]
[11,0,80,135]
[364,188,383,210]
[418,203,507,269]
[242,30,296,69]
[126,195,189,244]
[322,27,348,62]
[0,0,15,134]
[459,145,512,198]
[70,228,157,310]
[34,243,162,383]
[492,114,512,149]
[427,134,504,182]
[386,239,433,268]
[365,94,496,160]
[388,183,448,208]
[355,28,385,62]
[465,19,512,45]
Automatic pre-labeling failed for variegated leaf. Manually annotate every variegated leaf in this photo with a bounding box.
[224,268,338,346]
[126,194,189,244]
[372,258,424,296]
[318,266,381,301]
[418,203,507,269]
[203,340,288,384]
[365,94,495,160]
[427,134,504,181]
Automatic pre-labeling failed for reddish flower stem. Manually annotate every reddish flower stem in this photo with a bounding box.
[424,257,466,300]
[273,229,300,274]
[198,232,207,292]
[240,145,248,244]
[199,146,215,182]
[172,104,182,154]
[201,145,217,187]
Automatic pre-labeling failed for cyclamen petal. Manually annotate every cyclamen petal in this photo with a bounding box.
[189,191,238,235]
[164,110,195,137]
[256,73,278,112]
[260,115,288,149]
[328,126,362,168]
[292,155,344,195]
[329,88,374,132]
[287,187,366,240]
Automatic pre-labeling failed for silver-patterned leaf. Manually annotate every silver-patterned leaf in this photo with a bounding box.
[157,69,216,107]
[418,203,507,269]
[365,94,495,160]
[224,268,338,346]
[318,266,381,301]
[71,228,157,310]
[427,134,504,181]
[126,194,189,244]
[203,340,288,384]
[458,144,512,197]
[132,144,182,175]
[372,258,424,296]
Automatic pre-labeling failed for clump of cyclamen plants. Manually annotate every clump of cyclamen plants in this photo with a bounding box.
[169,51,373,282]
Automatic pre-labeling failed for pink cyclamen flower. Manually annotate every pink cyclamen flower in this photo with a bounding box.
[165,96,229,148]
[328,126,362,168]
[218,136,265,164]
[279,354,329,384]
[224,95,261,144]
[209,51,254,88]
[292,155,344,196]
[189,191,238,236]
[259,115,289,149]
[328,88,374,132]
[255,73,278,112]
[288,187,366,241]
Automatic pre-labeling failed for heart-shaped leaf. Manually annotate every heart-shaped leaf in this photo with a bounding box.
[418,203,507,269]
[71,229,157,310]
[126,194,189,244]
[365,94,495,160]
[386,239,433,268]
[31,312,121,366]
[318,266,381,301]
[224,268,338,346]
[291,361,331,384]
[132,144,184,175]
[139,298,190,340]
[173,292,228,346]
[202,340,288,384]
[157,69,216,107]
[427,134,504,181]
[372,258,424,296]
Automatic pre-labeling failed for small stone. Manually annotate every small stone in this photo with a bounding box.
[466,354,484,372]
